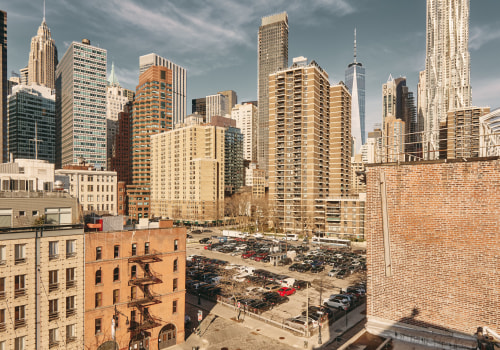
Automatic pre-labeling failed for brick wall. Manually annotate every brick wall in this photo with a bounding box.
[366,158,499,336]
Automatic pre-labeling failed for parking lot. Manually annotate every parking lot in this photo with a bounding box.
[185,230,366,337]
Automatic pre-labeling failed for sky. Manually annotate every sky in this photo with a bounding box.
[3,0,500,135]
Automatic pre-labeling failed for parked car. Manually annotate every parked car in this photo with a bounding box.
[278,287,296,297]
[323,297,349,310]
[284,317,313,332]
[199,237,210,244]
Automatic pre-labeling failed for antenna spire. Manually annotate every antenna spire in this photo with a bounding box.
[43,0,46,22]
[353,28,357,63]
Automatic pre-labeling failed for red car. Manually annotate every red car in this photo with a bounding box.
[241,251,256,259]
[278,287,296,297]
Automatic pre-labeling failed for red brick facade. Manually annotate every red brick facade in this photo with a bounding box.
[366,158,499,338]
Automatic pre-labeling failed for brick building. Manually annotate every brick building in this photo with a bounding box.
[365,158,499,348]
[84,222,186,350]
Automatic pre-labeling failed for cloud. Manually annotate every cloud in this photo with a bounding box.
[470,24,500,50]
[472,77,500,108]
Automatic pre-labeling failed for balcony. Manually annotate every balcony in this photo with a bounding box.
[49,312,59,321]
[14,319,26,329]
[128,290,161,308]
[14,288,26,298]
[66,308,76,317]
[49,254,59,261]
[49,283,59,292]
[15,258,26,265]
[66,280,76,289]
[128,271,163,286]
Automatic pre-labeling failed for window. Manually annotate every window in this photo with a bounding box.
[14,336,25,350]
[19,211,26,217]
[87,185,93,191]
[174,239,178,251]
[66,324,76,342]
[114,245,120,258]
[0,245,5,265]
[14,305,26,328]
[15,244,26,264]
[96,246,102,260]
[48,270,58,292]
[95,293,102,308]
[95,318,102,334]
[66,268,75,289]
[95,270,102,284]
[66,296,76,317]
[131,265,137,278]
[131,286,137,300]
[32,210,39,216]
[113,267,120,281]
[131,243,137,256]
[113,289,120,304]
[173,258,178,272]
[14,275,26,297]
[45,208,72,225]
[49,328,59,347]
[145,242,150,254]
[66,240,76,258]
[0,341,5,350]
[49,241,59,260]
[0,278,4,300]
[49,299,59,320]
[173,300,177,313]
[130,310,136,323]
[173,278,178,291]
[0,308,5,330]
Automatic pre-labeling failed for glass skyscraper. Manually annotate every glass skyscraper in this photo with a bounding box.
[345,29,365,154]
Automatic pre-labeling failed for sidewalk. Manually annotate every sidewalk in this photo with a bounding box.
[176,294,366,350]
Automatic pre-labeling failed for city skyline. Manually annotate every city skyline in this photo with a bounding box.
[2,0,500,139]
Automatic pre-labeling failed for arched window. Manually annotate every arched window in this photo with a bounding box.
[113,267,119,281]
[95,270,102,284]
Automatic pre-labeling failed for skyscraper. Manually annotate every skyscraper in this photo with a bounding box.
[257,12,288,174]
[345,29,365,154]
[8,84,56,163]
[127,66,173,221]
[206,93,228,123]
[218,90,237,111]
[423,0,471,159]
[139,53,186,126]
[55,39,107,169]
[231,102,257,162]
[1,11,7,163]
[27,11,58,89]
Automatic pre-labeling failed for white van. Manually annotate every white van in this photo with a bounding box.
[281,277,296,288]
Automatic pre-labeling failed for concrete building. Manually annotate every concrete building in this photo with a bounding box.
[252,168,266,199]
[19,67,28,86]
[150,124,225,223]
[345,29,365,153]
[269,57,332,234]
[257,12,288,174]
[218,90,237,112]
[232,103,257,162]
[0,158,55,194]
[223,126,244,196]
[325,194,365,239]
[0,223,84,350]
[8,84,56,163]
[422,0,471,159]
[365,158,499,348]
[27,16,58,90]
[383,115,405,162]
[1,11,7,163]
[110,102,133,185]
[55,39,107,169]
[55,162,118,216]
[106,63,133,169]
[139,53,186,126]
[444,106,490,159]
[84,223,186,350]
[127,66,173,221]
[330,82,352,197]
[361,128,382,164]
[350,154,366,195]
[206,93,228,123]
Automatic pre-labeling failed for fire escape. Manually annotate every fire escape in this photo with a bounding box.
[128,249,163,335]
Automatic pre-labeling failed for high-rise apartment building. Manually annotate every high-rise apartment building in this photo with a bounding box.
[218,90,237,112]
[19,67,28,85]
[55,39,107,169]
[1,11,7,163]
[139,53,186,126]
[127,66,173,221]
[257,12,288,174]
[345,29,365,154]
[8,84,56,163]
[106,62,133,168]
[232,103,257,162]
[27,16,58,89]
[191,97,206,121]
[269,57,332,234]
[110,102,133,184]
[206,93,228,123]
[423,0,471,159]
[330,82,352,197]
[150,124,225,223]
[223,126,244,195]
[383,115,406,162]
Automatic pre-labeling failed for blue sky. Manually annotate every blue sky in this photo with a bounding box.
[3,0,500,134]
